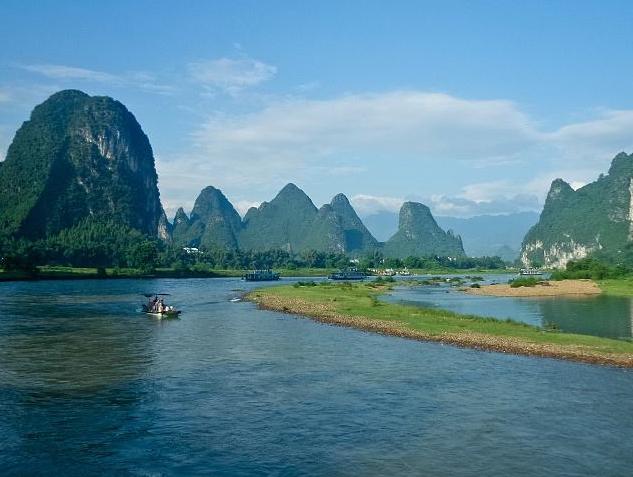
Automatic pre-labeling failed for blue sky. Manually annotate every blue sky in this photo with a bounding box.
[1,0,633,218]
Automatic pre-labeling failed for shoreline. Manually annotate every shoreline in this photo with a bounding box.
[0,267,510,283]
[464,279,601,297]
[247,285,633,368]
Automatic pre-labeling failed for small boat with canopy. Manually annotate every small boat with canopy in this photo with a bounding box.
[142,293,181,318]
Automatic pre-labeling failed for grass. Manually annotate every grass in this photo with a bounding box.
[0,265,339,282]
[247,282,633,367]
[597,278,633,296]
[0,265,236,281]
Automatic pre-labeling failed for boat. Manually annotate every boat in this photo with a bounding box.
[142,293,182,318]
[145,309,182,318]
[398,268,412,276]
[328,268,366,280]
[242,269,280,281]
[519,268,543,276]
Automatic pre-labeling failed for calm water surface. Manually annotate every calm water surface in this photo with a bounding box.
[385,274,633,339]
[1,278,632,476]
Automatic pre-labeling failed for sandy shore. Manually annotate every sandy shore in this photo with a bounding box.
[247,291,633,368]
[465,279,601,297]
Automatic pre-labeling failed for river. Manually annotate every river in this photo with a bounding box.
[1,278,632,476]
[383,274,633,339]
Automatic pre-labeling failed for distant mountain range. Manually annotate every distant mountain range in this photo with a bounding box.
[0,89,467,259]
[171,183,464,257]
[363,210,539,260]
[13,89,624,267]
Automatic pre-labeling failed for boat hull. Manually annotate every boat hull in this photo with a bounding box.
[145,311,181,319]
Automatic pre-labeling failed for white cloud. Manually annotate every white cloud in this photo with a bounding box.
[21,64,120,83]
[350,190,540,218]
[351,194,404,215]
[234,200,261,217]
[428,193,541,217]
[177,89,633,217]
[18,64,175,95]
[549,110,633,163]
[188,57,277,94]
[0,89,11,103]
[185,91,541,194]
[194,91,536,158]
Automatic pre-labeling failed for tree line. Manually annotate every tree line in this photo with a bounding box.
[0,218,507,272]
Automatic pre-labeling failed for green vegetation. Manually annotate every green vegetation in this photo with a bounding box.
[550,257,629,281]
[509,277,542,288]
[0,90,165,240]
[383,202,464,258]
[249,283,633,364]
[522,152,633,267]
[172,186,242,250]
[596,278,633,297]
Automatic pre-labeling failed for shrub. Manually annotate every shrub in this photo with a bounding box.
[509,277,541,288]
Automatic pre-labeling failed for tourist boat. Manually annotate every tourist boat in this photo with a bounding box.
[328,268,366,280]
[519,268,543,276]
[242,269,280,281]
[398,268,412,276]
[142,293,182,318]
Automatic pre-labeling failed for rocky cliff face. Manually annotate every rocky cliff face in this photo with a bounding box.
[0,90,169,239]
[383,202,464,258]
[521,152,633,268]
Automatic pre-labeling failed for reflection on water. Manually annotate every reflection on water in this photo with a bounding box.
[385,275,633,339]
[1,277,632,475]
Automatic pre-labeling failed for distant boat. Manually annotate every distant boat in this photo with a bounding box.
[519,268,543,276]
[328,268,366,280]
[243,269,280,281]
[398,268,412,276]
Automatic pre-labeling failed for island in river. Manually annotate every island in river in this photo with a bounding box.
[464,279,601,297]
[247,281,633,368]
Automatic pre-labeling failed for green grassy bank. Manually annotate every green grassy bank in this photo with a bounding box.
[0,266,510,282]
[0,265,341,281]
[247,282,633,367]
[597,278,633,296]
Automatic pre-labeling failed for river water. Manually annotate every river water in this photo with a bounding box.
[383,274,633,340]
[1,278,632,476]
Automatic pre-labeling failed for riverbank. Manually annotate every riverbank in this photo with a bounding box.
[597,278,633,296]
[0,266,338,281]
[0,266,237,281]
[247,283,633,367]
[465,279,601,297]
[0,266,511,282]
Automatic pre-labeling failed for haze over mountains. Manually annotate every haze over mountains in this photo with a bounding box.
[363,211,539,260]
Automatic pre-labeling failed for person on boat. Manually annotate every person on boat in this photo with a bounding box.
[158,299,165,313]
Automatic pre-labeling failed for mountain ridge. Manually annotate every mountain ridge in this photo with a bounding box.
[521,152,633,267]
[0,89,169,240]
